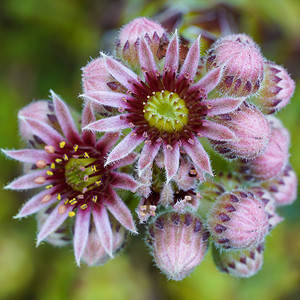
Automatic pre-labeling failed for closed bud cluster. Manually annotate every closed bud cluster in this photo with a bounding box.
[206,34,264,97]
[254,61,295,114]
[147,211,209,281]
[212,243,264,278]
[240,117,290,181]
[207,191,269,249]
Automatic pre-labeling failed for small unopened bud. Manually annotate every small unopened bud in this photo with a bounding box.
[147,211,209,280]
[206,34,264,97]
[208,191,269,249]
[263,166,298,207]
[254,61,295,114]
[210,103,270,159]
[212,243,264,278]
[240,117,290,181]
[116,17,167,69]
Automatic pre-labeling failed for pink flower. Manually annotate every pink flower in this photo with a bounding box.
[82,31,244,182]
[3,91,138,265]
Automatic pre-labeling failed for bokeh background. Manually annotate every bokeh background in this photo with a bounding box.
[1,0,300,299]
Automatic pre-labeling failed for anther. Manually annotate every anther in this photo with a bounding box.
[84,175,89,182]
[44,145,55,154]
[92,195,97,203]
[50,163,55,169]
[118,107,125,113]
[63,154,68,161]
[34,176,46,184]
[80,204,87,210]
[59,141,66,148]
[73,144,79,152]
[84,152,90,158]
[46,184,53,189]
[91,165,97,172]
[95,181,101,186]
[166,144,173,151]
[55,158,62,163]
[68,211,75,217]
[46,171,53,176]
[69,198,77,205]
[36,160,47,168]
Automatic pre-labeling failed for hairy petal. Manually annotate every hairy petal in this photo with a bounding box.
[163,141,180,182]
[2,149,51,164]
[111,172,138,192]
[138,141,161,176]
[139,38,157,75]
[111,152,137,169]
[81,102,96,145]
[198,121,236,141]
[83,115,131,132]
[96,132,120,153]
[204,97,244,116]
[164,31,179,72]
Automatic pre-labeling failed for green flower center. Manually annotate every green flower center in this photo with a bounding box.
[144,91,189,132]
[65,157,102,192]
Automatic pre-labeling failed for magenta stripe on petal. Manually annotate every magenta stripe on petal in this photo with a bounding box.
[139,38,157,74]
[5,170,48,190]
[51,91,81,144]
[96,132,120,153]
[105,187,137,233]
[106,131,144,165]
[81,102,96,145]
[198,120,236,141]
[37,204,73,245]
[74,205,91,266]
[138,141,161,175]
[103,54,138,90]
[21,117,66,149]
[15,189,57,218]
[164,32,179,72]
[183,137,213,175]
[2,149,51,164]
[81,91,130,109]
[93,204,113,257]
[178,35,200,80]
[110,172,138,192]
[111,152,137,169]
[204,97,244,116]
[163,141,180,182]
[83,114,131,132]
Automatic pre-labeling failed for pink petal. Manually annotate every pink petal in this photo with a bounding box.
[163,141,180,182]
[81,91,130,109]
[106,131,144,165]
[103,54,138,90]
[139,38,157,74]
[183,137,213,175]
[105,187,137,233]
[74,205,91,266]
[93,204,113,257]
[193,66,224,93]
[204,97,244,116]
[96,132,120,153]
[37,204,73,245]
[83,115,131,132]
[164,32,179,72]
[21,117,65,149]
[173,161,196,191]
[51,91,81,144]
[178,35,200,80]
[110,172,138,192]
[111,152,137,169]
[15,189,57,218]
[198,120,236,141]
[5,170,48,190]
[81,102,96,145]
[138,141,161,175]
[2,149,51,164]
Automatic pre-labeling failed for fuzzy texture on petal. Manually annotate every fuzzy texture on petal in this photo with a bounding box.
[2,149,52,164]
[111,152,137,169]
[204,97,244,116]
[163,141,180,182]
[81,102,96,145]
[110,172,138,192]
[198,121,236,141]
[96,132,120,154]
[83,115,131,132]
[139,37,158,75]
[164,32,179,72]
[138,141,161,175]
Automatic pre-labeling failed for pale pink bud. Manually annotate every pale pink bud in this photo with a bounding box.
[263,166,298,207]
[213,243,264,278]
[206,34,264,97]
[147,211,209,280]
[208,191,269,249]
[116,17,167,69]
[240,117,290,181]
[210,102,270,159]
[255,61,295,114]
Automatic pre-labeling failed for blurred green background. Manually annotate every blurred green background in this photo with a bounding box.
[1,0,300,299]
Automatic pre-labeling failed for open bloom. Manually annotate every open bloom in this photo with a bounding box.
[83,29,244,181]
[3,92,138,265]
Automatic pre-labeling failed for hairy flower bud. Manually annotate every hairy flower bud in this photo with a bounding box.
[212,243,264,278]
[240,117,289,181]
[210,103,270,159]
[263,166,298,206]
[147,211,209,280]
[254,62,295,114]
[115,17,167,69]
[206,34,264,97]
[208,191,269,249]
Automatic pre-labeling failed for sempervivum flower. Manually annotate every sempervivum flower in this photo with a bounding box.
[212,243,264,278]
[83,30,244,181]
[3,92,138,265]
[146,211,209,281]
[207,190,269,249]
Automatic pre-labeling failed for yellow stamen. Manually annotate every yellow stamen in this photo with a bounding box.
[59,141,66,148]
[80,204,87,210]
[69,198,77,205]
[55,158,62,163]
[50,163,55,169]
[91,165,97,172]
[83,152,90,158]
[92,195,97,203]
[73,144,79,152]
[56,194,61,201]
[46,184,53,189]
[63,154,68,161]
[95,181,101,186]
[47,171,53,176]
[68,211,76,217]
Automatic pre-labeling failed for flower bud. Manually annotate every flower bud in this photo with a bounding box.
[115,17,167,69]
[81,222,127,266]
[208,191,269,249]
[254,62,295,114]
[263,166,298,206]
[240,117,290,181]
[210,103,270,159]
[212,243,264,278]
[206,34,264,97]
[147,211,209,280]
